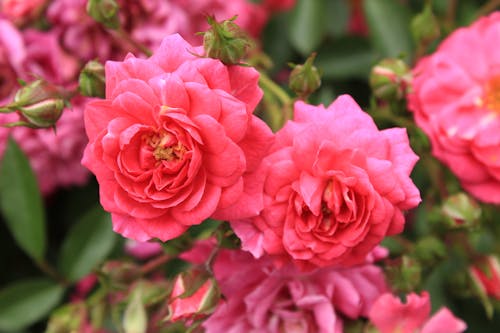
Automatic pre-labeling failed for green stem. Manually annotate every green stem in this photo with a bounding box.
[35,259,69,287]
[259,72,293,122]
[140,253,171,276]
[477,0,500,17]
[115,27,153,57]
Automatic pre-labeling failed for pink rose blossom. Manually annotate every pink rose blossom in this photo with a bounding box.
[408,12,500,203]
[232,95,420,270]
[0,97,90,194]
[82,34,273,242]
[203,248,387,333]
[168,275,216,322]
[369,292,467,333]
[125,240,163,260]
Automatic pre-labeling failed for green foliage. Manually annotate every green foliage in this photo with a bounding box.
[0,138,46,262]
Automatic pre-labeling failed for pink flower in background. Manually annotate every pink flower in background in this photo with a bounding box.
[0,18,25,104]
[82,34,273,242]
[369,292,466,333]
[125,240,163,260]
[203,249,387,333]
[0,97,90,194]
[233,95,420,270]
[409,12,500,203]
[262,0,296,12]
[46,0,125,62]
[1,0,46,23]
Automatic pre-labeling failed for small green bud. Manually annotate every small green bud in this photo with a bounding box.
[414,236,446,266]
[17,99,65,128]
[442,192,481,229]
[288,53,321,100]
[14,79,60,106]
[411,3,440,46]
[87,0,120,30]
[123,285,147,333]
[370,58,411,101]
[79,60,106,98]
[203,15,253,65]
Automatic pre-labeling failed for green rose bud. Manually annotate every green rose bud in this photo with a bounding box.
[79,60,106,98]
[87,0,120,29]
[203,15,253,65]
[370,58,411,101]
[288,53,321,100]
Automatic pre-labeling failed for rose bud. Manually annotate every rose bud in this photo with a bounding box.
[203,15,253,65]
[288,52,321,100]
[86,0,120,29]
[442,192,481,229]
[411,3,440,46]
[470,255,500,300]
[79,60,105,98]
[370,58,411,101]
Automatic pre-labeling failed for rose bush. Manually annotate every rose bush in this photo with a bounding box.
[409,12,500,203]
[232,95,421,269]
[82,33,273,242]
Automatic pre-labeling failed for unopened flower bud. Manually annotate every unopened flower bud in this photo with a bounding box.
[414,236,446,266]
[470,256,500,300]
[289,53,321,100]
[411,3,440,46]
[203,15,253,65]
[167,272,219,322]
[123,285,147,333]
[15,98,65,128]
[442,192,481,229]
[370,58,411,101]
[80,60,106,98]
[14,79,61,106]
[87,0,120,30]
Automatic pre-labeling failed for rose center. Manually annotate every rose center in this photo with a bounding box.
[144,132,186,162]
[483,75,500,112]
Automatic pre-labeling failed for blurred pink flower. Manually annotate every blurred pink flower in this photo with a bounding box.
[0,18,25,104]
[369,292,467,333]
[262,0,296,12]
[1,0,46,23]
[409,12,500,203]
[46,0,125,62]
[82,34,273,242]
[204,248,387,333]
[232,95,420,270]
[125,240,163,260]
[0,97,91,194]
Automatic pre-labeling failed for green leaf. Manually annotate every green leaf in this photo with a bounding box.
[363,0,414,58]
[316,37,376,80]
[288,0,328,55]
[0,278,64,331]
[0,137,46,261]
[58,205,117,282]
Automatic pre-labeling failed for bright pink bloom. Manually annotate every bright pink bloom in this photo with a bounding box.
[0,97,90,194]
[125,240,163,260]
[1,0,46,23]
[204,249,387,333]
[409,12,500,203]
[369,292,466,333]
[82,34,273,242]
[470,255,500,300]
[233,95,420,270]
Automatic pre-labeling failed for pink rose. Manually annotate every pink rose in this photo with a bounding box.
[408,12,500,203]
[232,95,420,269]
[82,34,273,242]
[369,292,467,333]
[0,97,90,194]
[203,249,387,333]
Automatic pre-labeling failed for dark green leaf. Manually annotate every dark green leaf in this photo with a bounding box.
[316,37,375,80]
[364,0,414,58]
[0,137,46,261]
[288,0,328,55]
[58,205,117,282]
[0,278,64,331]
